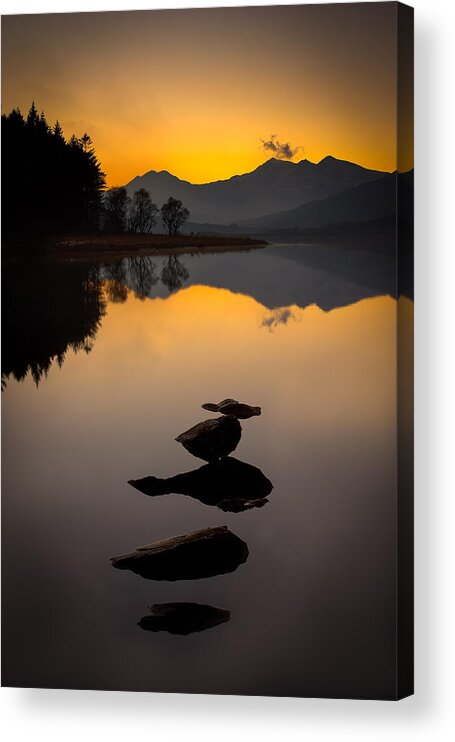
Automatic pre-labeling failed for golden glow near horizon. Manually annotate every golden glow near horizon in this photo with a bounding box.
[1,5,411,186]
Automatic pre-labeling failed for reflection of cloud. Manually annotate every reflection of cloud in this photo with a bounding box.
[261,134,301,160]
[261,307,297,331]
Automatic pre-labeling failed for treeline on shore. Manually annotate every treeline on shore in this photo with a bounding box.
[2,104,106,244]
[103,187,189,236]
[2,103,191,253]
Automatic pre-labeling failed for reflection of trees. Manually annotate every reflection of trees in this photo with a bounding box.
[103,261,129,303]
[2,261,106,387]
[101,255,190,303]
[126,256,158,300]
[160,256,189,293]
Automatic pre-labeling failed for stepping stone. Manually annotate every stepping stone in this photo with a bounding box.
[111,526,249,581]
[175,415,241,462]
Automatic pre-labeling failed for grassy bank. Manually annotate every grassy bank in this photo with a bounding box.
[2,232,267,263]
[53,232,267,261]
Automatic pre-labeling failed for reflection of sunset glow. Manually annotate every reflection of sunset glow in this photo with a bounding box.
[1,4,412,186]
[5,286,398,442]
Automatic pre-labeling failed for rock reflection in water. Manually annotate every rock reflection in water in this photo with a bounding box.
[129,456,273,512]
[138,603,230,635]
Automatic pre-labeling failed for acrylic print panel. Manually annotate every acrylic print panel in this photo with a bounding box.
[1,2,414,699]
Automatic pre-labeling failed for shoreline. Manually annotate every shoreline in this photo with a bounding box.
[2,233,267,263]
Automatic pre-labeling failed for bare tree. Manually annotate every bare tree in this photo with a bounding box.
[161,197,190,236]
[103,187,130,232]
[129,188,158,233]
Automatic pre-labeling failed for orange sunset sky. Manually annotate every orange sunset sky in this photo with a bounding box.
[1,3,409,186]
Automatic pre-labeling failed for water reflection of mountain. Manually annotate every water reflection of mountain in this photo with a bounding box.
[2,243,407,388]
[1,261,106,387]
[118,242,403,312]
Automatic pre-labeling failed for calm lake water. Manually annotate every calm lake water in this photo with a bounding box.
[2,242,410,698]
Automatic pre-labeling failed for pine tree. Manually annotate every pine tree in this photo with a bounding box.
[53,120,65,142]
[2,102,106,246]
[79,133,93,152]
[38,111,50,135]
[26,101,39,128]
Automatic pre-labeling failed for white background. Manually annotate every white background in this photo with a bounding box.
[1,0,454,739]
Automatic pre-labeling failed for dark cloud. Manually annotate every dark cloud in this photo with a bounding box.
[261,134,301,160]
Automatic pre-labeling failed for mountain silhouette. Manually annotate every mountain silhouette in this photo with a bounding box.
[125,156,387,224]
[243,172,413,231]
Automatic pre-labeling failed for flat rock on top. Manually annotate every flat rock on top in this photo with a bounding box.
[201,399,261,419]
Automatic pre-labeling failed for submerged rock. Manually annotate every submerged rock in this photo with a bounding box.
[138,603,230,635]
[110,526,248,581]
[129,456,273,513]
[175,415,241,462]
[201,399,262,419]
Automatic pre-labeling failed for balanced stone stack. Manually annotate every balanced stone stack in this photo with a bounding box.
[111,397,271,634]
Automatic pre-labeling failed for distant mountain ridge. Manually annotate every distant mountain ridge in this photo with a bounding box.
[185,170,412,240]
[125,156,389,225]
[243,173,399,230]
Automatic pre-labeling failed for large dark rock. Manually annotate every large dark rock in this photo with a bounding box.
[110,526,248,581]
[175,415,241,462]
[202,399,261,419]
[138,603,230,635]
[129,456,273,513]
